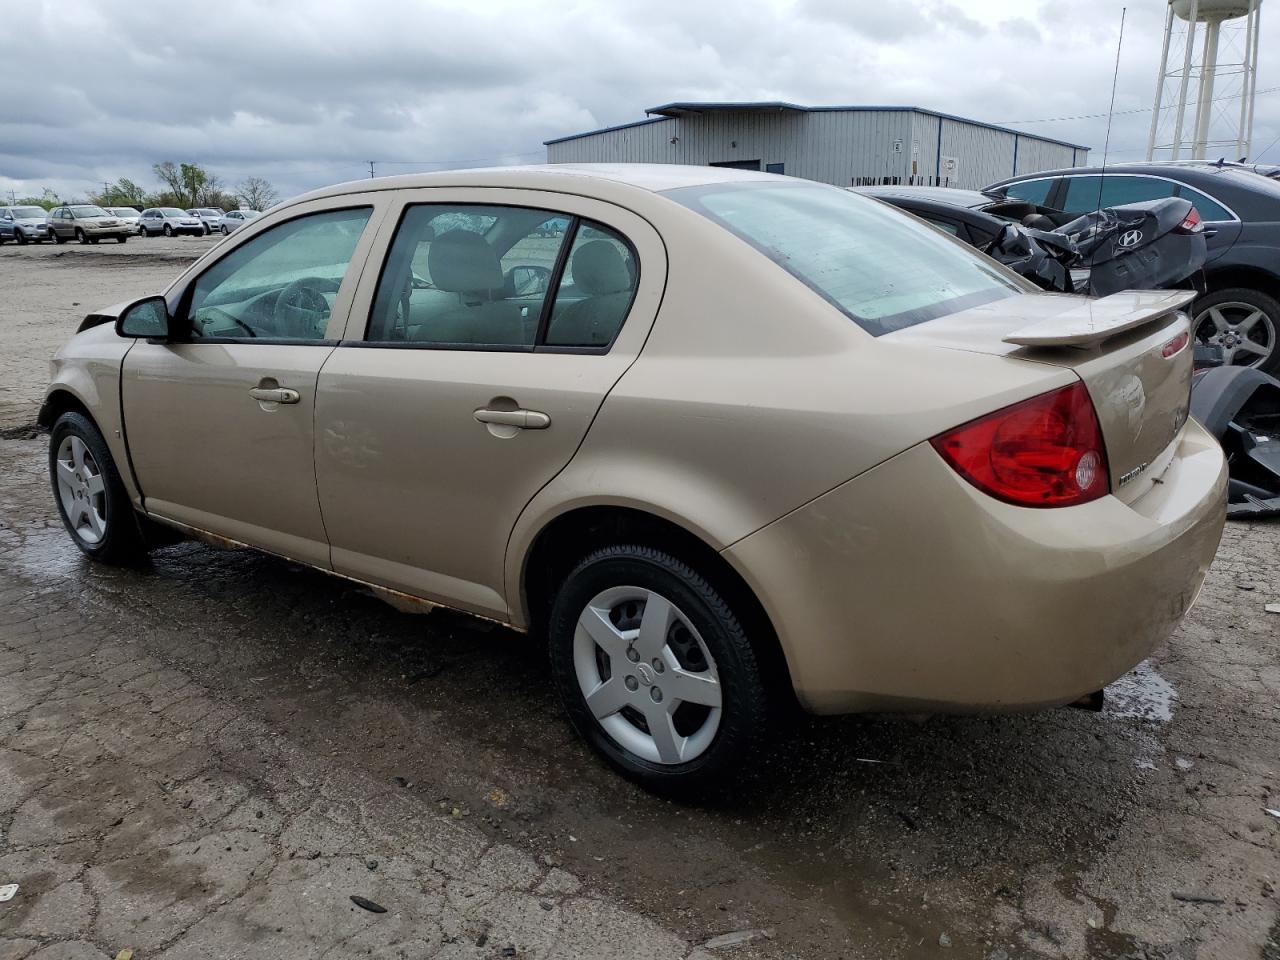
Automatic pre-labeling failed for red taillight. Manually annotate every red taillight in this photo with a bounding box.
[1176,208,1203,233]
[930,382,1110,508]
[1162,330,1190,358]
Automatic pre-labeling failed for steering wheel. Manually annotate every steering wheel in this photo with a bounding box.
[273,278,331,338]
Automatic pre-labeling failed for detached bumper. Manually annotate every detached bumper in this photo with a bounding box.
[724,419,1228,715]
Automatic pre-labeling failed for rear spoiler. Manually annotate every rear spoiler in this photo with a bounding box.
[1003,290,1196,348]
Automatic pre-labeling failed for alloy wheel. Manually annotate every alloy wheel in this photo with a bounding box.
[1195,301,1276,367]
[573,586,722,765]
[55,435,107,545]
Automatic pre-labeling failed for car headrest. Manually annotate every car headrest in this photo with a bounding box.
[571,240,630,295]
[428,229,501,293]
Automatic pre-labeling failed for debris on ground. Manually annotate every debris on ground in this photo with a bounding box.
[114,951,134,960]
[1266,809,1280,819]
[939,932,953,947]
[1265,604,1280,614]
[350,895,388,913]
[0,884,16,902]
[1171,891,1226,904]
[703,929,772,949]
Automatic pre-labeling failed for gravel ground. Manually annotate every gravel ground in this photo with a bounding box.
[0,243,1277,959]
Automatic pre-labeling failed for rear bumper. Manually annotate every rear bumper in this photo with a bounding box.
[724,418,1228,715]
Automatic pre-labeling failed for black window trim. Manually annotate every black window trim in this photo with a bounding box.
[357,201,641,356]
[171,202,376,346]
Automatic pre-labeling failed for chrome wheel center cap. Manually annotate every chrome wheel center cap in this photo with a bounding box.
[635,663,654,687]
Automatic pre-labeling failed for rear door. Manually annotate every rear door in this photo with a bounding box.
[315,188,666,619]
[121,196,386,566]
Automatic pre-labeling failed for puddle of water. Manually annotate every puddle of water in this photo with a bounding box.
[1104,661,1177,725]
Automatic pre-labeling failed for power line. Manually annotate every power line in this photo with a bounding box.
[996,84,1280,125]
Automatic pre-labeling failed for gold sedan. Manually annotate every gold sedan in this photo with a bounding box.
[41,165,1227,792]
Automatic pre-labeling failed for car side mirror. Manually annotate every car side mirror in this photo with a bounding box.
[116,295,171,340]
[506,265,551,297]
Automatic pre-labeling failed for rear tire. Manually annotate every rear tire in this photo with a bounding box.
[220,224,229,235]
[50,229,64,244]
[48,411,149,565]
[548,544,769,795]
[1194,287,1280,375]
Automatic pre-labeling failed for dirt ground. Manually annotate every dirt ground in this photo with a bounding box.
[0,242,1277,960]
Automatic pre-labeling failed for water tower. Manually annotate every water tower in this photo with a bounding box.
[1146,0,1263,161]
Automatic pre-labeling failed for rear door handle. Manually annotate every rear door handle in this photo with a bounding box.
[249,387,300,404]
[474,408,551,429]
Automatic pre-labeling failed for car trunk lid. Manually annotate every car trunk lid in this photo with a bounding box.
[889,290,1197,504]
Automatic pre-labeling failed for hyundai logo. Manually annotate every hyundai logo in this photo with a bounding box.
[1118,229,1143,248]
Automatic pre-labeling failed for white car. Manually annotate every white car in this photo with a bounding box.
[106,207,141,225]
[219,209,260,234]
[136,208,205,237]
[0,206,53,244]
[187,208,225,234]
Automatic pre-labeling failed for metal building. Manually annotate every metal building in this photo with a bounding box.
[545,102,1089,190]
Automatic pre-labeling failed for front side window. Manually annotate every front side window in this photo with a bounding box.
[666,182,1024,335]
[368,205,569,346]
[185,206,372,341]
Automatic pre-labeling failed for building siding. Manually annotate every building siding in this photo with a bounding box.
[547,108,1086,190]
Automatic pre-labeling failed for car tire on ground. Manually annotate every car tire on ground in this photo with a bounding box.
[163,224,173,237]
[48,411,149,565]
[1194,287,1280,375]
[16,231,28,245]
[116,235,127,244]
[50,229,64,244]
[75,228,88,244]
[547,544,769,795]
[220,225,229,235]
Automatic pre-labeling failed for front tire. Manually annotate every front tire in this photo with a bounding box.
[548,545,769,794]
[16,230,28,245]
[1194,287,1280,374]
[48,412,148,564]
[75,228,88,244]
[163,224,173,237]
[116,235,127,244]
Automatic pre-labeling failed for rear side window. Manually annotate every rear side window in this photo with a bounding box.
[1061,175,1177,214]
[1178,185,1233,222]
[367,205,638,350]
[1002,178,1055,205]
[545,222,638,347]
[666,182,1024,335]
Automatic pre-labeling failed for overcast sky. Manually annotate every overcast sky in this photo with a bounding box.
[3,0,1277,203]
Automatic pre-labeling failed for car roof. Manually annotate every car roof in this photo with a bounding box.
[291,163,787,208]
[855,185,995,208]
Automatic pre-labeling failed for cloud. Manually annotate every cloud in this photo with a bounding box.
[1,0,1276,202]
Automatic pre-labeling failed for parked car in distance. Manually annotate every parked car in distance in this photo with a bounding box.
[987,162,1280,373]
[219,208,259,234]
[0,205,53,244]
[136,208,205,237]
[854,186,1049,244]
[187,208,225,234]
[41,165,1227,792]
[46,205,130,244]
[106,207,141,225]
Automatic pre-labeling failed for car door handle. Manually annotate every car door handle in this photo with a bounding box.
[249,387,300,404]
[473,408,551,429]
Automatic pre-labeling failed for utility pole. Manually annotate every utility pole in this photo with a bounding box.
[367,161,376,179]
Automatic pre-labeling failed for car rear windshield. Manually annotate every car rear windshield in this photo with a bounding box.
[665,182,1025,335]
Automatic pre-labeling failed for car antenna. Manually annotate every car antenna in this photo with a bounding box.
[1096,6,1127,212]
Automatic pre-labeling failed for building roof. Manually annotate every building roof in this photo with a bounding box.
[544,102,1090,152]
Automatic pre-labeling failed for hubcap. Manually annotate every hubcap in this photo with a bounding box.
[573,586,722,765]
[1195,301,1276,368]
[55,435,107,545]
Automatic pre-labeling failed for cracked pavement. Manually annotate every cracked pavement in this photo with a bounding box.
[0,242,1278,960]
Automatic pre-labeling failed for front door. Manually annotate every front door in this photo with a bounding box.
[121,202,382,567]
[316,190,666,618]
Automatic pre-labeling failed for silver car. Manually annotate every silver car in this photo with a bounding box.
[137,208,205,237]
[0,206,52,244]
[186,208,225,234]
[219,209,260,234]
[107,207,142,225]
[46,205,130,244]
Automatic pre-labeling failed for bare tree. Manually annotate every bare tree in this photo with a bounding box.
[152,161,184,201]
[235,176,279,211]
